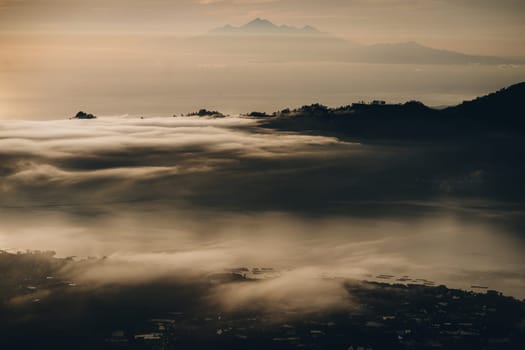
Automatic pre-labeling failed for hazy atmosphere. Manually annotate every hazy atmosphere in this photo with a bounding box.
[2,0,525,119]
[1,1,525,349]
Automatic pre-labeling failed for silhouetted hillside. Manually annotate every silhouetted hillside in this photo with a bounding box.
[261,82,525,140]
[445,82,525,128]
[71,111,96,120]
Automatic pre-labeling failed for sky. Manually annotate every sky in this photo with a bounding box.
[1,0,524,55]
[1,0,524,119]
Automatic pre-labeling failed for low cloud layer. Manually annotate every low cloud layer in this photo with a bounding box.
[3,115,518,218]
[1,116,525,308]
[0,117,349,209]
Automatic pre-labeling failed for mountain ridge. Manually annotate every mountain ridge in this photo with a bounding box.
[260,82,525,139]
[352,41,520,65]
[206,19,519,65]
[210,18,322,35]
[445,82,525,120]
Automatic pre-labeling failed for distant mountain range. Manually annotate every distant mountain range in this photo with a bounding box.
[350,41,515,65]
[204,19,521,65]
[211,18,321,36]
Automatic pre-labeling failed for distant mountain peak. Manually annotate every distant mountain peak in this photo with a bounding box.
[244,18,275,28]
[302,25,318,32]
[210,18,321,35]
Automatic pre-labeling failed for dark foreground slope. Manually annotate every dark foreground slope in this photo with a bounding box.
[1,251,524,350]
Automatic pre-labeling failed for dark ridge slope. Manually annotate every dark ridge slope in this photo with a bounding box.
[445,82,525,127]
[260,82,525,140]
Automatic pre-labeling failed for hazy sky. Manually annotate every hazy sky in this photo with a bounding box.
[1,0,524,55]
[1,0,525,119]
